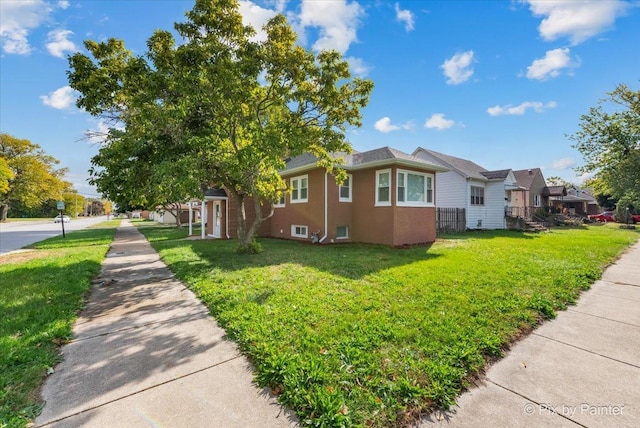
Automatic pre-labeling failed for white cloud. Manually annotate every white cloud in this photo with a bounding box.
[0,0,51,55]
[57,0,70,10]
[298,0,364,53]
[487,101,557,116]
[441,50,474,85]
[522,0,630,45]
[394,3,415,31]
[345,56,370,76]
[238,1,278,42]
[551,157,575,169]
[526,48,578,80]
[40,86,78,109]
[576,171,596,185]
[424,113,455,130]
[374,117,413,133]
[46,29,78,58]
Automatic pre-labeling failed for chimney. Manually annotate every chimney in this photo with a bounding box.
[528,169,532,175]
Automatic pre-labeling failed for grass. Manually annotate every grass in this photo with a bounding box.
[0,220,120,428]
[2,218,50,223]
[135,224,639,427]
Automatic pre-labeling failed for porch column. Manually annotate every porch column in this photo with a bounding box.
[188,202,193,236]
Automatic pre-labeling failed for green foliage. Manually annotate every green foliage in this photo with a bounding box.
[0,133,69,221]
[138,225,638,426]
[571,83,640,206]
[68,0,373,251]
[236,239,263,254]
[0,225,117,427]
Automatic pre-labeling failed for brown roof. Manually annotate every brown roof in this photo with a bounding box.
[513,168,543,189]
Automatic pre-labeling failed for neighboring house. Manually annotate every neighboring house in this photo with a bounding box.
[150,203,202,225]
[511,168,549,217]
[412,147,519,229]
[549,187,598,216]
[204,147,448,246]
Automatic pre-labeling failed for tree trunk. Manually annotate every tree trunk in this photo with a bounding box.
[0,203,8,222]
[172,202,182,228]
[234,193,263,253]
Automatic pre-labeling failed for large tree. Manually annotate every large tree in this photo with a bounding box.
[571,83,640,206]
[68,0,373,252]
[0,133,68,221]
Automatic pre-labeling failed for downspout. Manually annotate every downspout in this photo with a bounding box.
[201,200,205,240]
[188,202,193,236]
[319,172,328,243]
[225,199,230,239]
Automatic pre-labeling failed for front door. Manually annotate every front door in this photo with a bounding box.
[213,201,221,237]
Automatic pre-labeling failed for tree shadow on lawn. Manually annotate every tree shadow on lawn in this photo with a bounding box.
[152,237,446,281]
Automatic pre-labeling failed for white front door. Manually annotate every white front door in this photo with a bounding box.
[213,202,221,237]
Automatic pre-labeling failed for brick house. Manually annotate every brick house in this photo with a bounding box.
[204,147,447,246]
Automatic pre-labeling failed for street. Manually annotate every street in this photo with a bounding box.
[0,216,109,255]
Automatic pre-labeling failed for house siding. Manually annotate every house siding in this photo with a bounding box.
[466,179,486,229]
[483,181,507,229]
[435,170,467,208]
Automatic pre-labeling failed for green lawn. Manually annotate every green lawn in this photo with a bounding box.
[0,220,120,428]
[2,218,51,223]
[139,225,638,427]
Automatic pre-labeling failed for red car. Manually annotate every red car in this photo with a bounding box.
[632,214,640,224]
[589,211,615,222]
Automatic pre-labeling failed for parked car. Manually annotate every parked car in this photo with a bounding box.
[54,214,70,223]
[631,214,640,224]
[588,211,615,222]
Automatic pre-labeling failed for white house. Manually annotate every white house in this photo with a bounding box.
[413,148,519,229]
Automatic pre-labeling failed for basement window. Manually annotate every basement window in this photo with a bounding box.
[291,224,308,238]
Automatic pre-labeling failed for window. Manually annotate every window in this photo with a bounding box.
[396,169,434,206]
[470,186,484,205]
[336,226,349,239]
[274,192,285,208]
[339,174,352,202]
[376,169,391,206]
[291,224,308,238]
[534,194,541,207]
[291,175,308,203]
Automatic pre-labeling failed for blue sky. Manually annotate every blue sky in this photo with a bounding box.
[1,0,638,196]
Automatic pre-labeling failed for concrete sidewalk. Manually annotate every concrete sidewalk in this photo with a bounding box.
[421,239,640,428]
[35,220,297,428]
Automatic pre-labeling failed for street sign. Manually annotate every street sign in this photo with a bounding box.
[57,201,65,210]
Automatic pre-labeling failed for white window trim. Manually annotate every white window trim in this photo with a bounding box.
[274,193,286,208]
[375,169,392,207]
[290,174,308,203]
[470,185,485,206]
[291,224,308,238]
[339,174,352,202]
[396,169,434,207]
[336,225,349,239]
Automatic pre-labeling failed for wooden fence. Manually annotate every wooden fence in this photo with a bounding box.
[436,208,466,234]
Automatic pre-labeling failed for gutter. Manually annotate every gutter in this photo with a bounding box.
[319,172,328,243]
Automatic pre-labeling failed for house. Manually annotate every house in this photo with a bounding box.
[412,148,519,229]
[150,203,202,225]
[549,187,598,216]
[511,168,549,218]
[204,147,448,246]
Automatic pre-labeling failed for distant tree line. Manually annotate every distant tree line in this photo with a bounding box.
[0,133,110,221]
